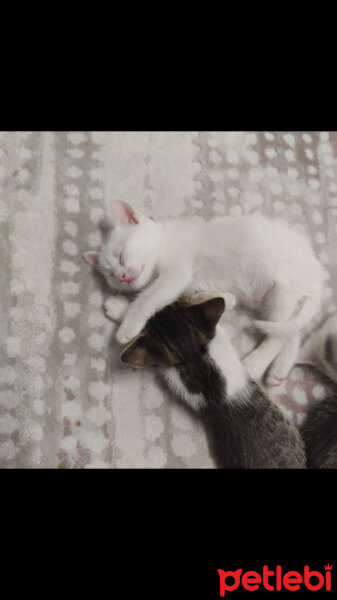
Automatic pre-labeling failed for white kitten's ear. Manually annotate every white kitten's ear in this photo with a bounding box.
[296,338,317,365]
[83,251,99,267]
[110,200,140,226]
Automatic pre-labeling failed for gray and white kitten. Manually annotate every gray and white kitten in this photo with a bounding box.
[120,297,306,469]
[297,313,337,468]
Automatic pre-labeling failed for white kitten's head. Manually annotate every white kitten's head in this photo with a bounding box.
[83,200,159,293]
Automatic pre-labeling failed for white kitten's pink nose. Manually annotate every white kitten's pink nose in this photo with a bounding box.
[118,272,137,284]
[117,265,144,286]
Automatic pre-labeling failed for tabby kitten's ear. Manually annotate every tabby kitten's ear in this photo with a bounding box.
[120,334,173,369]
[186,297,225,341]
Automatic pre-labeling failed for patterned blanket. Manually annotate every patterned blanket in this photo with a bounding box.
[1,131,336,468]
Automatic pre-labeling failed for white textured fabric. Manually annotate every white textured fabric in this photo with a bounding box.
[0,131,336,468]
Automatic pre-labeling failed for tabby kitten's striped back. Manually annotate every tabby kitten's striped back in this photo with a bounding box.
[121,297,306,469]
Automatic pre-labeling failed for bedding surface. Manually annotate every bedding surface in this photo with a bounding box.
[0,131,336,468]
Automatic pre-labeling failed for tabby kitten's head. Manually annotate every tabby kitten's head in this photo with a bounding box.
[120,297,225,410]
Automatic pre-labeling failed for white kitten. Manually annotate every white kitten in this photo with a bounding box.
[84,199,325,385]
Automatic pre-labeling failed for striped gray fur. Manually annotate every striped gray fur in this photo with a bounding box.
[121,299,306,468]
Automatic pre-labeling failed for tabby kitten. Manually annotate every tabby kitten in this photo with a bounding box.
[120,297,306,469]
[297,313,337,468]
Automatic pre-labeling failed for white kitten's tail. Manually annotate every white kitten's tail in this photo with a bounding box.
[253,296,321,337]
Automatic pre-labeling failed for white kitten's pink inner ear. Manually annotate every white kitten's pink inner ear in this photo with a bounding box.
[110,200,139,226]
[83,251,99,267]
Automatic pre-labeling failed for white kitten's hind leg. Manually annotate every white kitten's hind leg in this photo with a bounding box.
[104,295,130,322]
[265,333,301,387]
[242,286,298,382]
[242,337,285,381]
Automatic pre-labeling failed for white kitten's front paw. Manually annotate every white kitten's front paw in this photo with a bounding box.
[104,296,129,322]
[116,315,146,344]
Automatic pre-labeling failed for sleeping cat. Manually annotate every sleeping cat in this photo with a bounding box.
[120,296,306,468]
[297,313,337,468]
[83,199,324,386]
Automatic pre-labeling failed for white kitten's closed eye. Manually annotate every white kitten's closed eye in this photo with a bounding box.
[84,200,158,298]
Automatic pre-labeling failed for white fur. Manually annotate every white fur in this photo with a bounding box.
[297,312,337,383]
[253,296,320,336]
[265,333,301,387]
[161,369,205,411]
[208,325,248,401]
[162,324,250,409]
[103,295,130,322]
[85,202,324,382]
